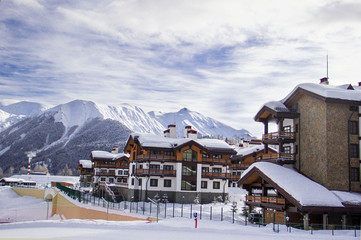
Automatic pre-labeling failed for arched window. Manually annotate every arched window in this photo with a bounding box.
[183,149,197,162]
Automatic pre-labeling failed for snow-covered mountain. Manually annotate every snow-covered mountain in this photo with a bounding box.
[149,108,254,139]
[0,100,254,175]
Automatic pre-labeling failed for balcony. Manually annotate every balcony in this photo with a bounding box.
[95,172,115,176]
[202,158,230,165]
[230,175,241,181]
[135,154,176,162]
[135,169,176,177]
[246,195,286,206]
[262,153,295,164]
[229,163,251,170]
[202,172,231,179]
[262,131,296,144]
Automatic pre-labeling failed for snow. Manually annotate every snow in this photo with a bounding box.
[132,132,191,148]
[11,175,79,186]
[263,101,289,112]
[91,151,130,160]
[197,138,234,150]
[283,83,361,103]
[0,186,358,240]
[241,162,344,207]
[79,160,93,169]
[332,191,361,205]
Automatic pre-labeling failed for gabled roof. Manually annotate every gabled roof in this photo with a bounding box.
[79,160,93,169]
[238,162,345,211]
[255,83,361,122]
[233,145,278,159]
[127,133,236,154]
[283,83,361,106]
[91,151,129,161]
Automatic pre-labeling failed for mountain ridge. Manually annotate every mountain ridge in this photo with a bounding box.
[0,100,254,175]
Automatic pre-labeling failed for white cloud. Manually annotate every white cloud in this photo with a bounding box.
[1,0,361,137]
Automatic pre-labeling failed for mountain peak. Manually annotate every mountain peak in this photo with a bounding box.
[178,107,190,113]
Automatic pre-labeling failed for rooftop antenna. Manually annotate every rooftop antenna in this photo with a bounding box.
[326,53,329,79]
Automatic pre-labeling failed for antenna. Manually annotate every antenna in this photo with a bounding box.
[326,53,329,79]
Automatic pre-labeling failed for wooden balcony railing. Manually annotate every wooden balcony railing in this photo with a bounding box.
[136,154,176,162]
[95,172,115,176]
[246,195,286,205]
[263,131,295,141]
[229,163,250,169]
[230,175,241,181]
[135,169,176,177]
[202,172,231,179]
[262,153,295,162]
[202,158,231,165]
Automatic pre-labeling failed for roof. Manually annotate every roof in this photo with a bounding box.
[255,82,361,122]
[0,177,36,183]
[283,83,361,105]
[239,162,345,208]
[129,133,236,154]
[91,151,130,161]
[79,160,92,169]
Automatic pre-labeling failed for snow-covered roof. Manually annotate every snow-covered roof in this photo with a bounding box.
[196,138,234,151]
[79,160,92,169]
[131,133,235,153]
[11,174,79,185]
[132,133,191,148]
[283,83,361,103]
[263,101,290,112]
[0,177,35,183]
[241,162,344,207]
[332,191,361,206]
[91,151,129,160]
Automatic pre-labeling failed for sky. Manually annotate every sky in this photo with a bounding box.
[1,0,361,137]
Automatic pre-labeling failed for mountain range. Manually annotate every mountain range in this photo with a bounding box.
[0,100,254,175]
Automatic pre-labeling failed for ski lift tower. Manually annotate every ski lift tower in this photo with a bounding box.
[25,151,36,175]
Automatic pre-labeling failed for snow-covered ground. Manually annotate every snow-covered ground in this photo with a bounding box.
[0,186,359,240]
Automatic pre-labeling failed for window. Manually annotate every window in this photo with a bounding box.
[150,179,158,187]
[201,181,207,189]
[164,151,174,156]
[349,121,359,135]
[284,146,291,154]
[181,180,196,191]
[183,149,197,162]
[124,162,129,167]
[283,125,291,132]
[164,179,172,187]
[213,181,220,189]
[100,178,106,182]
[202,167,209,172]
[295,145,298,154]
[350,144,359,158]
[122,178,127,183]
[109,178,114,183]
[212,168,222,173]
[117,178,122,183]
[139,179,142,186]
[213,154,222,159]
[109,170,115,174]
[163,165,173,171]
[182,166,197,176]
[124,170,129,175]
[117,170,123,175]
[131,178,135,185]
[351,168,360,182]
[202,153,210,158]
[150,150,161,155]
[295,124,299,133]
[150,164,160,170]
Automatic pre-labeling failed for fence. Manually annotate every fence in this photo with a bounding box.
[55,185,361,237]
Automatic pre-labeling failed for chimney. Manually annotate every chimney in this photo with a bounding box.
[164,124,177,138]
[184,126,197,140]
[112,146,119,154]
[320,77,329,85]
[184,125,192,138]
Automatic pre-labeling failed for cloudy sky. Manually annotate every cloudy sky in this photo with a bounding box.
[1,0,361,137]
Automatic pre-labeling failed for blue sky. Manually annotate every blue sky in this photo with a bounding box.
[1,0,361,137]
